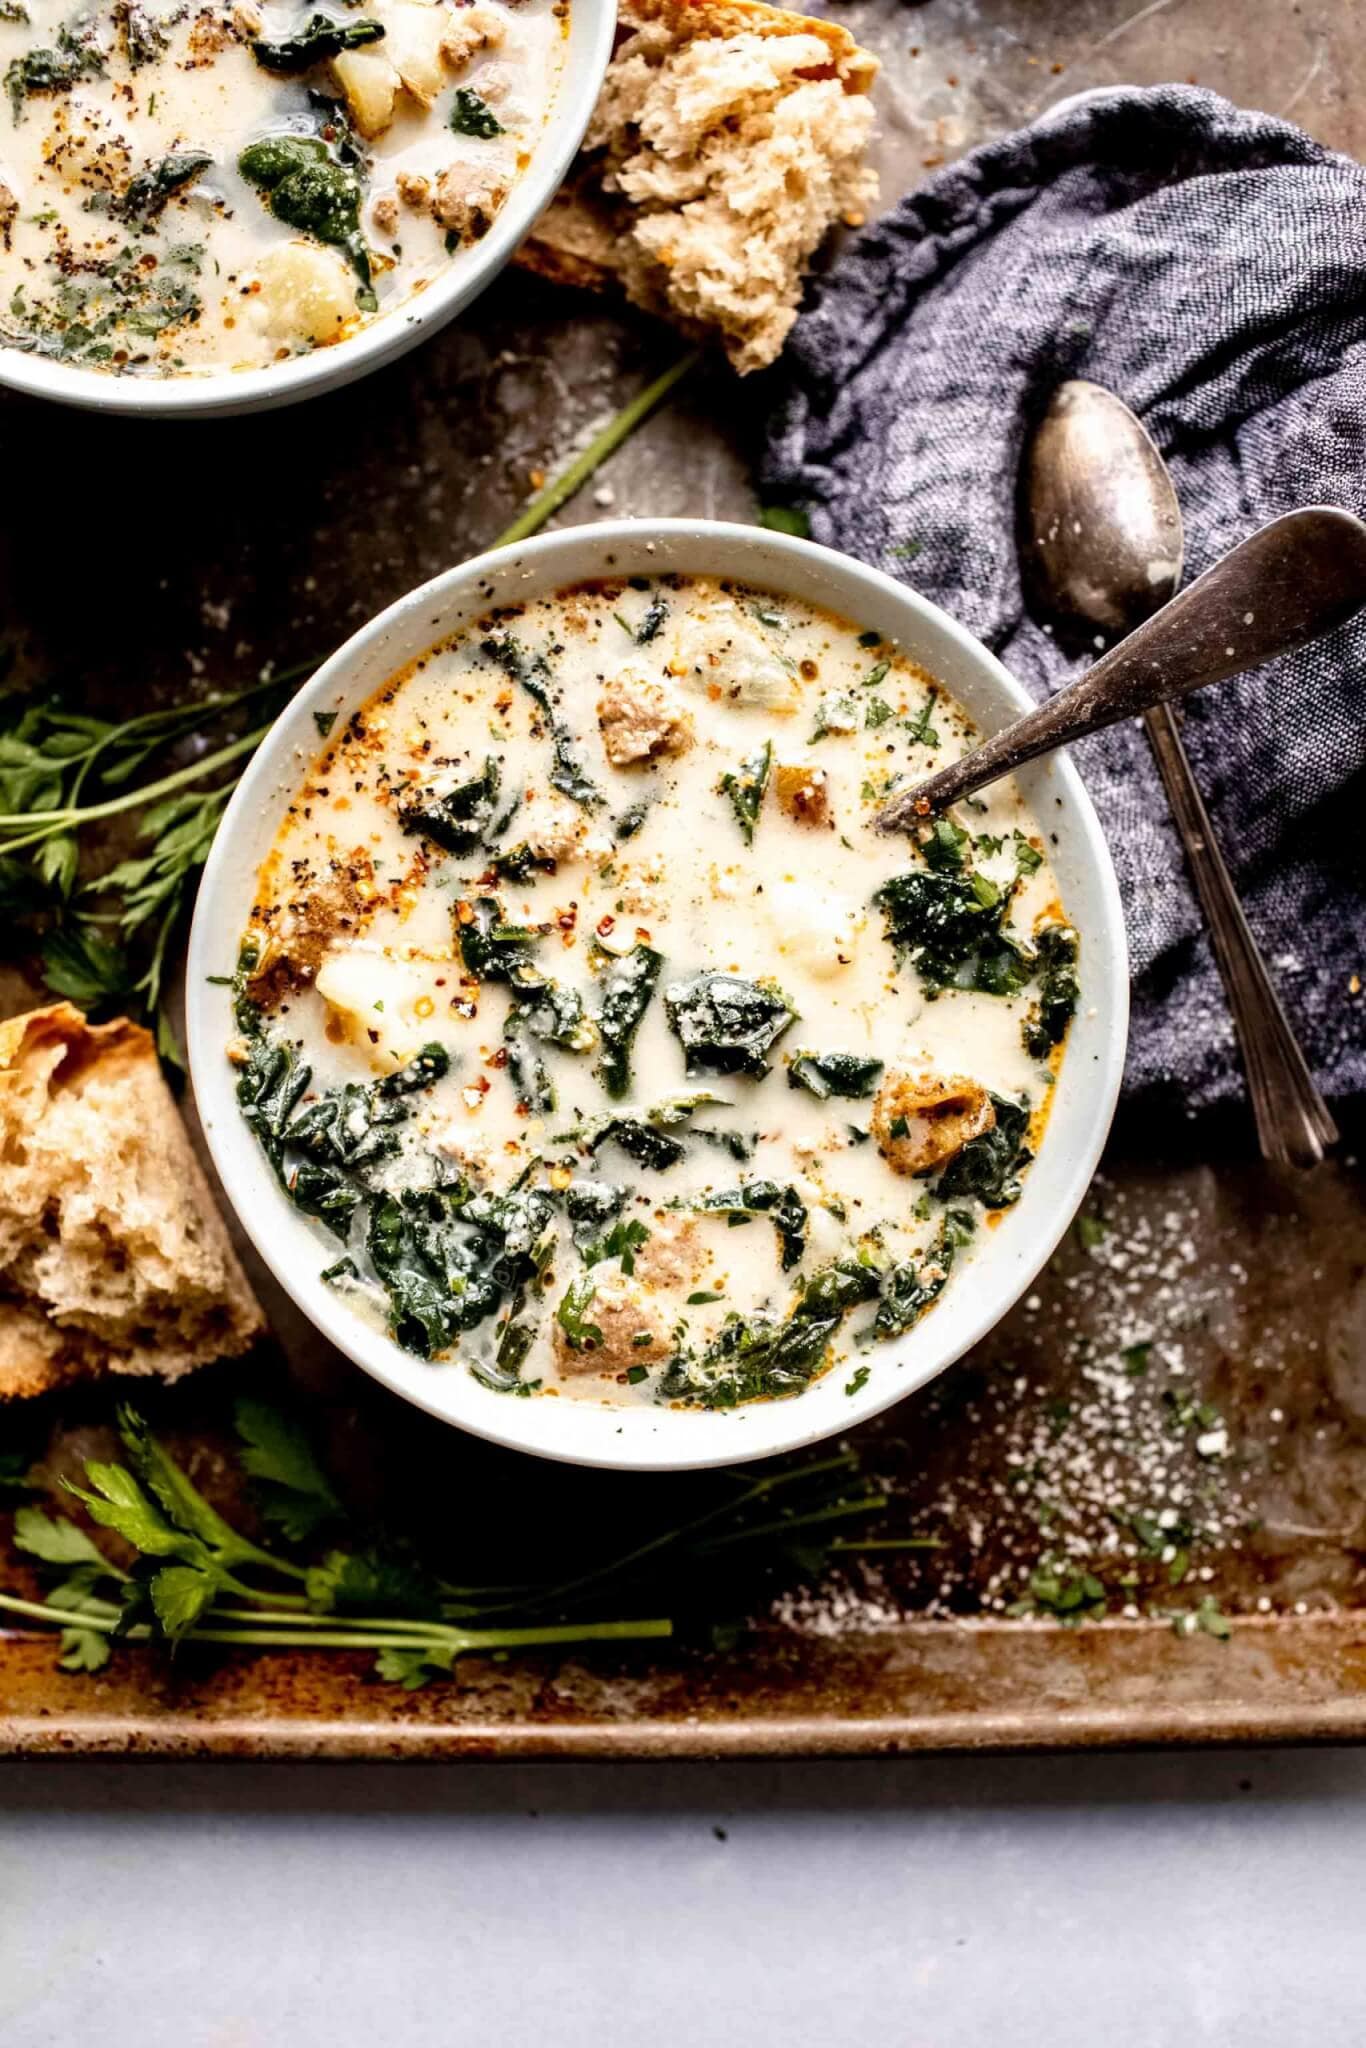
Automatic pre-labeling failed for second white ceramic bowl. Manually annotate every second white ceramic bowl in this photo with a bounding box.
[0,0,615,418]
[187,521,1129,1469]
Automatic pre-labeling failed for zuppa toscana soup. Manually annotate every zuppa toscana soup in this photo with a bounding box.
[229,575,1081,1410]
[0,0,565,376]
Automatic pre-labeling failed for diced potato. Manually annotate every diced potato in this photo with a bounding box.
[762,875,863,979]
[382,0,449,104]
[332,44,401,136]
[315,946,446,1071]
[256,242,356,345]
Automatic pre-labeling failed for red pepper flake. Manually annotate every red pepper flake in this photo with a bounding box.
[596,914,616,938]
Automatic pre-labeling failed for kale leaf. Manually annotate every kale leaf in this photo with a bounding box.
[1023,921,1080,1057]
[718,739,771,845]
[692,1180,808,1269]
[936,1093,1031,1208]
[872,1237,955,1340]
[481,634,603,808]
[117,151,212,226]
[595,942,661,1099]
[253,12,386,72]
[787,1050,883,1100]
[238,134,373,304]
[5,25,102,122]
[448,86,503,137]
[398,756,502,854]
[664,971,795,1078]
[873,869,1031,997]
[661,1257,879,1409]
[585,1118,685,1173]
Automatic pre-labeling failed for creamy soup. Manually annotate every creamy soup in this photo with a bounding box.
[228,575,1080,1410]
[0,0,565,375]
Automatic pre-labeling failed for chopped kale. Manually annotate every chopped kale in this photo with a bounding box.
[237,134,373,306]
[787,1050,883,1100]
[457,895,545,990]
[116,151,212,226]
[613,796,653,842]
[661,1257,880,1409]
[635,594,668,644]
[448,85,503,137]
[718,740,771,845]
[481,635,603,809]
[253,12,386,72]
[664,971,795,1078]
[585,1118,685,1173]
[872,1237,955,1340]
[1022,921,1080,1057]
[502,1010,554,1114]
[936,1093,1031,1208]
[398,756,502,854]
[692,1180,808,1269]
[6,24,102,122]
[564,1180,627,1250]
[235,1035,311,1176]
[873,869,1031,997]
[595,943,661,1099]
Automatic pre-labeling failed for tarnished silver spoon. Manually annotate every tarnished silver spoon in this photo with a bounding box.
[879,379,1349,1168]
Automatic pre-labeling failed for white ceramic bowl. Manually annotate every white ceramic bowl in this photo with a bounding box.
[187,520,1129,1469]
[0,0,615,418]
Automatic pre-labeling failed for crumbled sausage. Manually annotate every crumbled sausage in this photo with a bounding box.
[432,158,511,242]
[553,1270,667,1375]
[371,192,400,236]
[440,0,505,70]
[0,183,15,253]
[635,1214,706,1290]
[396,169,431,209]
[597,669,694,768]
[871,1069,995,1175]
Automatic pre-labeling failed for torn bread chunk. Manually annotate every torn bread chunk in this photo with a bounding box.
[0,1004,264,1398]
[516,0,878,373]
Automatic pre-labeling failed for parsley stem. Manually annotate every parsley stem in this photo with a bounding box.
[461,1452,865,1619]
[829,1536,945,1552]
[691,1495,885,1555]
[491,348,701,550]
[0,726,269,842]
[185,1617,673,1653]
[0,1592,118,1633]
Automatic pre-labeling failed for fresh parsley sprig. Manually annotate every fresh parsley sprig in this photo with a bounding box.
[0,1401,909,1686]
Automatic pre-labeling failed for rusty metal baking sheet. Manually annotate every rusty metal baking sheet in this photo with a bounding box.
[2,0,1364,1758]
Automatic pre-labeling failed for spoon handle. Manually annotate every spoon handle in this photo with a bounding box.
[877,506,1366,826]
[1142,702,1338,1169]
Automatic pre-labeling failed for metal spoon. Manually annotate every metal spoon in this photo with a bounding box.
[879,379,1351,1168]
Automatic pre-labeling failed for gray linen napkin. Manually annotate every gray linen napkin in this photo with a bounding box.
[762,85,1366,1109]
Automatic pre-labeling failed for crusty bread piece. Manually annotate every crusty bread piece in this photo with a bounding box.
[0,1003,264,1399]
[517,0,878,374]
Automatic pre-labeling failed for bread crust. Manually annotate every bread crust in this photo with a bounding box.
[0,1002,265,1399]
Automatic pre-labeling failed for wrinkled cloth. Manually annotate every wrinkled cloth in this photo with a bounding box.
[763,85,1366,1108]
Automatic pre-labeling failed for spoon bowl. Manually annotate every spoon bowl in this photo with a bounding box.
[1021,379,1184,635]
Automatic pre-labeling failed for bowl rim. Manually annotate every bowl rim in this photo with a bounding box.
[187,519,1130,1471]
[0,0,617,419]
